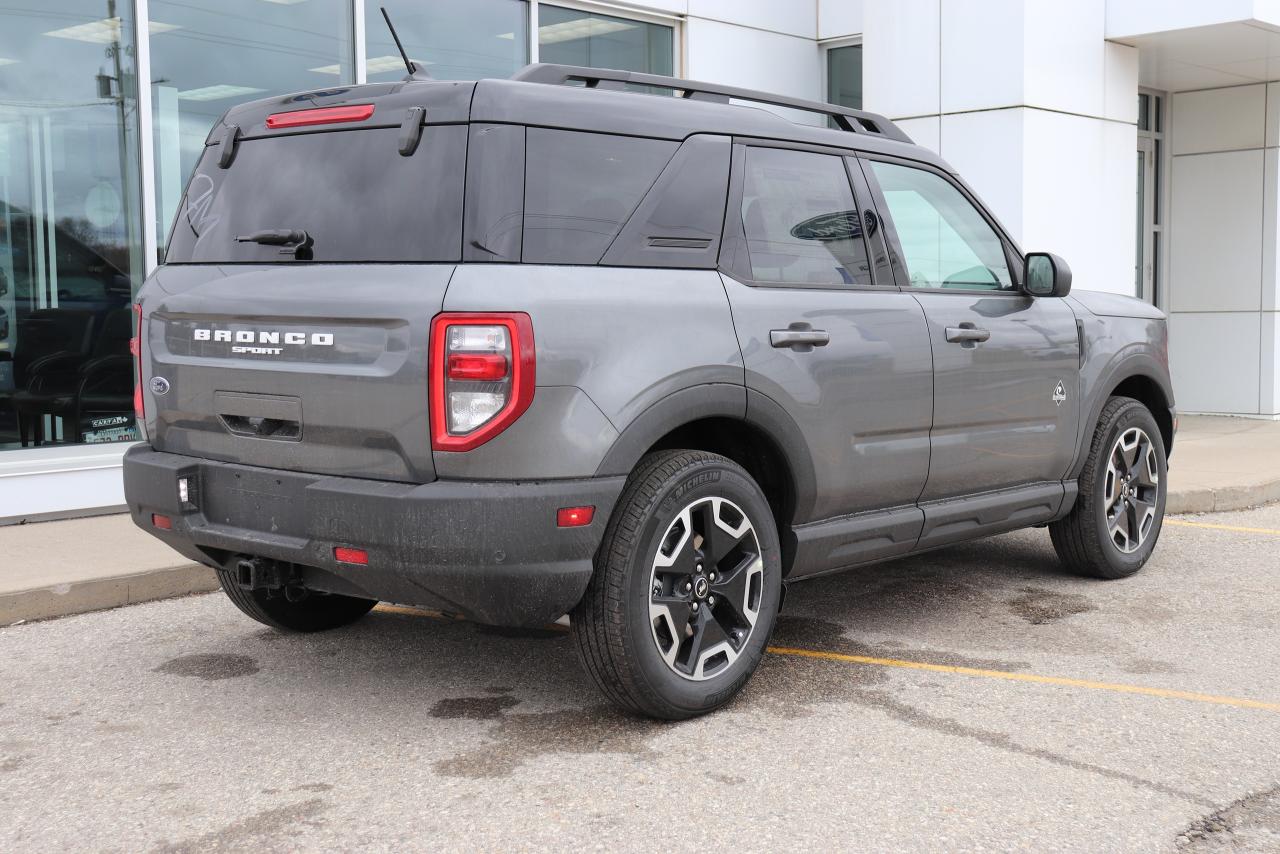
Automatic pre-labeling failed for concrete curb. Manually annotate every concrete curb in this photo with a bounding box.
[0,564,219,627]
[1166,481,1280,515]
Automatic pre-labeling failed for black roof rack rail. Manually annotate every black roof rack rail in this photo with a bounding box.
[510,63,913,144]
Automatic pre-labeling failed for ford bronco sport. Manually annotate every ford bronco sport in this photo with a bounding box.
[125,64,1175,719]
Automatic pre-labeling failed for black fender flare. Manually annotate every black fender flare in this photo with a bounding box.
[594,384,819,524]
[1070,350,1175,480]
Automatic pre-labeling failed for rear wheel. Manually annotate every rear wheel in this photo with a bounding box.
[572,450,782,719]
[1051,396,1167,579]
[216,570,377,632]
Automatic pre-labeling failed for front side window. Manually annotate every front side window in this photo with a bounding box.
[868,160,1013,290]
[740,147,871,286]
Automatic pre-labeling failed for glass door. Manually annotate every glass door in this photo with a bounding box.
[1136,136,1155,303]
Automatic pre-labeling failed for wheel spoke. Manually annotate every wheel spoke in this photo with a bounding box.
[710,554,761,629]
[1109,503,1131,548]
[685,609,732,677]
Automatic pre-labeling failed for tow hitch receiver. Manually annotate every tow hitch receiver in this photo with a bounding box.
[234,556,293,592]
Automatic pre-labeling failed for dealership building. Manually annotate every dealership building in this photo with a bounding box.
[1,0,1279,522]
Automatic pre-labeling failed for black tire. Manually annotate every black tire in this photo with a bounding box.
[216,570,377,632]
[571,450,783,720]
[1050,396,1168,579]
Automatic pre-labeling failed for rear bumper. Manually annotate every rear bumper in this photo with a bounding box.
[122,446,626,626]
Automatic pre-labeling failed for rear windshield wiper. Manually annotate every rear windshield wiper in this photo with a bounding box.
[235,229,314,259]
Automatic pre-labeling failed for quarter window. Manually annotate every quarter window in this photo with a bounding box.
[522,129,677,265]
[740,148,871,286]
[868,161,1013,291]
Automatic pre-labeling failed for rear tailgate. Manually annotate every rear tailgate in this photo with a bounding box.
[143,263,451,482]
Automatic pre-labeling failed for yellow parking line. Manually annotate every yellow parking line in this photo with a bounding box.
[1166,519,1280,536]
[374,604,1280,713]
[767,646,1280,713]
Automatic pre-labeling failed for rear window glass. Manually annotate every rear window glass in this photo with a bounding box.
[522,129,677,264]
[165,125,466,264]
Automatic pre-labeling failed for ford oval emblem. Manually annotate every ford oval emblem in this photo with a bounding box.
[149,376,171,395]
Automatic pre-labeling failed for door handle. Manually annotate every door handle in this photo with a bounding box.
[945,325,991,344]
[770,324,830,351]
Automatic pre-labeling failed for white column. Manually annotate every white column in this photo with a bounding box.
[863,0,1139,298]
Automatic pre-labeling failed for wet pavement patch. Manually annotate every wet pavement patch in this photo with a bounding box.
[154,653,260,681]
[430,694,521,720]
[433,706,662,779]
[1177,786,1280,850]
[1005,587,1094,625]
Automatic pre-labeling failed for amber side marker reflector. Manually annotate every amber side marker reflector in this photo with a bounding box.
[152,514,173,531]
[556,506,595,528]
[266,104,375,129]
[334,546,369,565]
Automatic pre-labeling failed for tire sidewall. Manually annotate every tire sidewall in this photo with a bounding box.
[1090,402,1168,576]
[620,458,782,715]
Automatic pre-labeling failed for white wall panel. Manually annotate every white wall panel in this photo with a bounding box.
[1169,150,1264,313]
[1265,147,1279,313]
[1103,41,1140,123]
[863,0,939,117]
[1263,312,1280,415]
[1170,85,1266,155]
[688,0,815,40]
[684,17,822,105]
[894,115,940,152]
[1168,313,1262,414]
[818,0,862,40]
[939,0,1023,113]
[1268,81,1280,149]
[1024,0,1108,117]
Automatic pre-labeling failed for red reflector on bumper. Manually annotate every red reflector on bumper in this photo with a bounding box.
[266,104,375,129]
[152,514,173,530]
[556,506,595,528]
[334,546,369,565]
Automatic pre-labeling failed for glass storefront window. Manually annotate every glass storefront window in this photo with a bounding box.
[0,0,145,451]
[538,5,673,75]
[827,44,863,111]
[366,0,528,83]
[148,0,354,255]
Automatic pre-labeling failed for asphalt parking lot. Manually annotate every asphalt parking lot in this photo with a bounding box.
[2,504,1279,853]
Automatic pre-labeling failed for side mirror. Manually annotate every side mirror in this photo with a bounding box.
[1024,252,1071,297]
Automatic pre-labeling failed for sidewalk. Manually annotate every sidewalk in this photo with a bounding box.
[2,414,1277,626]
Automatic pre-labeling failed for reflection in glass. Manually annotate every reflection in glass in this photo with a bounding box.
[366,0,527,83]
[0,0,144,450]
[538,5,673,75]
[148,0,354,256]
[827,44,862,110]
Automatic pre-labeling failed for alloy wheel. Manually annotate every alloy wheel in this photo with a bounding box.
[1104,426,1160,554]
[648,496,764,681]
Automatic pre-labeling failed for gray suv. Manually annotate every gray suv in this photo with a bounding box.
[124,64,1175,719]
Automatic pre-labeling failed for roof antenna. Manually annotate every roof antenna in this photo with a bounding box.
[380,6,426,79]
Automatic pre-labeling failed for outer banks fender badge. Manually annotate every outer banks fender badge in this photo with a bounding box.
[1052,380,1067,406]
[149,376,171,395]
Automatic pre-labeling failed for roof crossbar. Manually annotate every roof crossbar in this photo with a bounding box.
[510,63,912,144]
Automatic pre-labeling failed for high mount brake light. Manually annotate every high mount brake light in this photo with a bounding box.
[265,104,375,129]
[429,313,535,452]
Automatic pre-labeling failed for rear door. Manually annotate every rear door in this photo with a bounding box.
[860,156,1080,518]
[720,142,933,572]
[141,119,468,483]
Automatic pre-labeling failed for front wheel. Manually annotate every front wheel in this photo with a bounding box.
[572,450,783,719]
[1050,396,1168,579]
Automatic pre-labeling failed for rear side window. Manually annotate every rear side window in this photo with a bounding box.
[740,147,872,286]
[867,160,1013,290]
[165,125,466,264]
[522,129,677,264]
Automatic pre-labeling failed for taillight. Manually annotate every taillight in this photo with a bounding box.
[429,313,535,451]
[131,303,144,420]
[265,104,375,129]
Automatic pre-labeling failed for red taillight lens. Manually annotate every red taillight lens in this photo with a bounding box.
[152,513,172,530]
[132,303,144,420]
[334,546,369,565]
[266,104,375,129]
[556,506,595,528]
[447,353,509,381]
[429,313,535,452]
